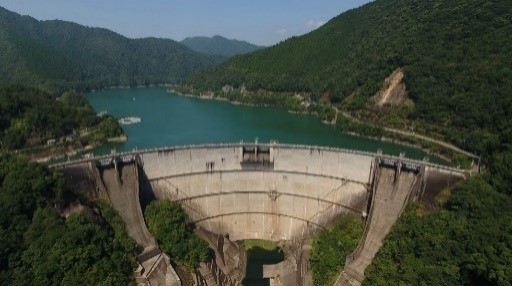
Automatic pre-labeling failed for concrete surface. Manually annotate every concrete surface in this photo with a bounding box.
[53,143,467,286]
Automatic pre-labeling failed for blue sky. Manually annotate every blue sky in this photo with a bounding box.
[0,0,372,46]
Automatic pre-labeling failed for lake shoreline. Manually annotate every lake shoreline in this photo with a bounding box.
[77,87,451,165]
[170,89,453,164]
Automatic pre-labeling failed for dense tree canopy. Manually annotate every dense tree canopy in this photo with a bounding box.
[310,216,363,286]
[364,177,512,286]
[0,154,136,285]
[144,200,210,268]
[488,151,512,196]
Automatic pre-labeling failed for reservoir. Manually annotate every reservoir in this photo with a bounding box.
[86,87,438,162]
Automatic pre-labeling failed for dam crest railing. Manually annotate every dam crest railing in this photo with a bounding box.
[49,142,469,175]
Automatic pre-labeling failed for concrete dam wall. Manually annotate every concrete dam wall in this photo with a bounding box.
[139,145,374,241]
[99,164,158,257]
[53,143,468,285]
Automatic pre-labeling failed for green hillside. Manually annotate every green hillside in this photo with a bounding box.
[186,0,512,157]
[181,35,264,57]
[0,85,124,151]
[0,6,223,91]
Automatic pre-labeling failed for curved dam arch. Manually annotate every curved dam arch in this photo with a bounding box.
[140,145,375,241]
[53,144,467,242]
[53,143,467,285]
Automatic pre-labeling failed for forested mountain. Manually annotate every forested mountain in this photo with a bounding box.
[0,85,123,150]
[186,0,512,158]
[0,6,223,91]
[181,35,263,57]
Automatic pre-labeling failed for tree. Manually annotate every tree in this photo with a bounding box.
[0,154,136,285]
[144,200,209,268]
[488,151,512,195]
[364,177,512,286]
[310,216,363,286]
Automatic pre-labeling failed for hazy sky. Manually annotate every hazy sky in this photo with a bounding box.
[0,1,372,46]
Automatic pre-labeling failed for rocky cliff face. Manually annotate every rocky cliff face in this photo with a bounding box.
[373,69,409,108]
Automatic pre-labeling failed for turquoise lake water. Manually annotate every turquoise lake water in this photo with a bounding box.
[86,87,437,162]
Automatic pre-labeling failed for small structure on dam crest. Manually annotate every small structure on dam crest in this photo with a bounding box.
[53,143,467,286]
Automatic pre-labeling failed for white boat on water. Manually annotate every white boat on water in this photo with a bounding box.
[118,117,142,125]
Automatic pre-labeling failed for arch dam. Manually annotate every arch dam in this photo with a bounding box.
[52,143,467,286]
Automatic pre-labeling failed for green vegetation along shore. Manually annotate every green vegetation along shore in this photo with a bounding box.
[0,85,124,161]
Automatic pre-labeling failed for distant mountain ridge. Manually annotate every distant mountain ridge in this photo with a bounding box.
[181,35,263,57]
[0,6,223,91]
